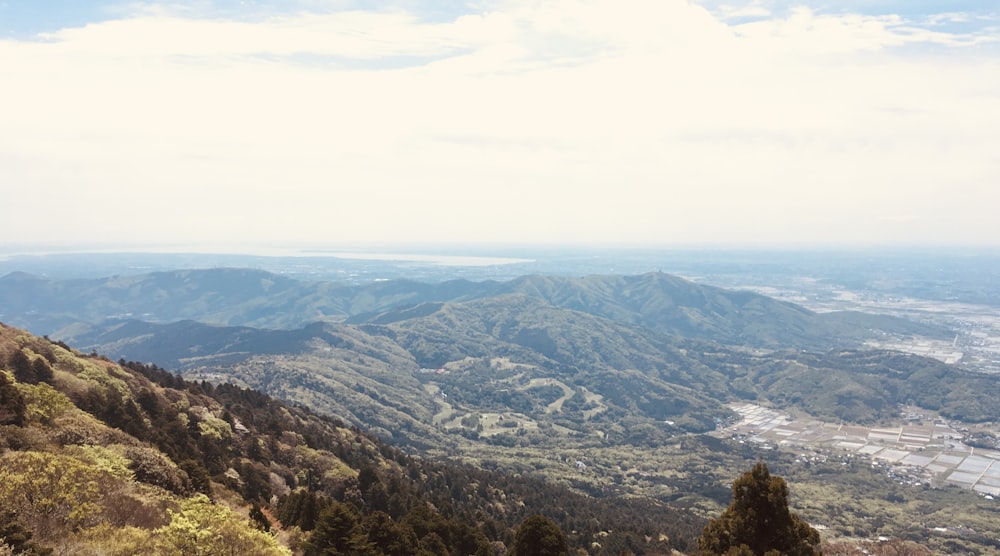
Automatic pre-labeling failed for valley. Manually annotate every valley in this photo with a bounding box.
[714,403,1000,497]
[700,266,1000,377]
[424,362,604,436]
[2,249,999,553]
[746,288,1000,376]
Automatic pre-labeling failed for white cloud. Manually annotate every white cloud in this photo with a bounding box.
[717,2,771,21]
[1,0,998,248]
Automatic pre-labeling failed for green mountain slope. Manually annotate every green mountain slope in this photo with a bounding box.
[495,273,945,348]
[3,313,997,553]
[1,269,946,350]
[0,322,705,554]
[66,294,997,451]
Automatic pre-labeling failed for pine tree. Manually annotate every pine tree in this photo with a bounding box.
[302,502,372,556]
[0,510,51,555]
[250,503,272,532]
[10,350,38,384]
[0,372,26,426]
[698,462,820,556]
[508,515,569,556]
[362,511,416,556]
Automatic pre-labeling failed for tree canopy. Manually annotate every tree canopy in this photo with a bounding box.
[508,515,569,556]
[698,462,820,556]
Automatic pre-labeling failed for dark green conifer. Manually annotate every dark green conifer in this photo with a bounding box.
[0,371,26,426]
[417,531,449,556]
[249,503,271,532]
[30,357,54,384]
[302,502,372,556]
[179,459,213,497]
[10,350,38,384]
[698,462,820,556]
[0,509,52,555]
[508,514,569,556]
[362,511,416,556]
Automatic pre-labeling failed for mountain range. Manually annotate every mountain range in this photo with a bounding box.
[5,269,990,450]
[3,265,999,553]
[0,268,944,349]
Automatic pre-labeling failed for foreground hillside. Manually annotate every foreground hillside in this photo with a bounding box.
[3,324,998,554]
[0,322,705,554]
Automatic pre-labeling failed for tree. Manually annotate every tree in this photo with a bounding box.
[154,494,290,556]
[508,515,569,556]
[250,504,272,532]
[362,511,416,556]
[277,490,329,532]
[0,509,51,555]
[179,459,213,497]
[698,462,820,556]
[0,450,110,537]
[10,350,38,384]
[302,502,372,556]
[30,357,54,384]
[0,371,26,426]
[417,532,449,556]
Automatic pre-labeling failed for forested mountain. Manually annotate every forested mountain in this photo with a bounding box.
[0,269,945,349]
[0,323,703,554]
[3,323,996,554]
[493,273,942,348]
[62,294,998,453]
[3,267,998,554]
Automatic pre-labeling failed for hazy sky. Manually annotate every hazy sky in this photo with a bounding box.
[1,0,998,251]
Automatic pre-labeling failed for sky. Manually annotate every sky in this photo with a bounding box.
[1,0,998,252]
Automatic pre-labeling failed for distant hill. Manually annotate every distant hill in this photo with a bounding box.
[67,298,735,443]
[65,295,997,449]
[0,269,947,350]
[492,273,944,348]
[44,294,1000,554]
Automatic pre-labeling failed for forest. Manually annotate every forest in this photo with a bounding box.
[0,322,991,554]
[0,323,702,554]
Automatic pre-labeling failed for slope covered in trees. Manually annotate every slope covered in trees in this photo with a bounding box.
[0,322,704,554]
[58,296,997,452]
[3,322,989,554]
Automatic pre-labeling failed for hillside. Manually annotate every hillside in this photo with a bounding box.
[65,295,998,452]
[5,269,997,553]
[0,322,704,555]
[494,273,941,348]
[4,323,998,554]
[0,318,1000,554]
[0,269,946,350]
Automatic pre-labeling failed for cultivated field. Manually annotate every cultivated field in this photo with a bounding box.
[714,402,1000,497]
